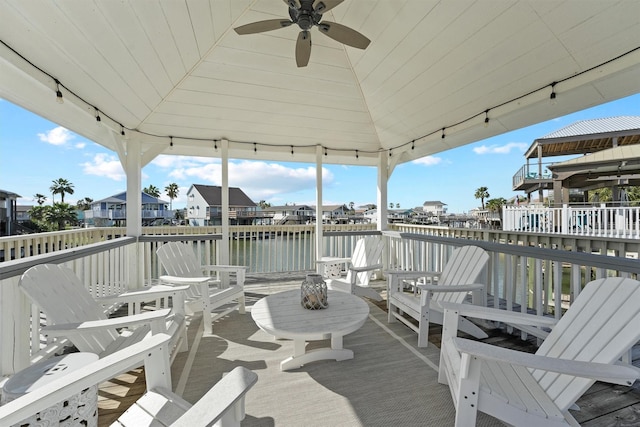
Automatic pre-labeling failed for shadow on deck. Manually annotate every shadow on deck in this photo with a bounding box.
[97,273,640,426]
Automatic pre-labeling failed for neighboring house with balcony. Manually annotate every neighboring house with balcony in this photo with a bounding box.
[388,208,413,223]
[319,205,349,223]
[186,184,259,226]
[84,192,172,227]
[512,116,640,206]
[267,204,314,225]
[422,201,447,215]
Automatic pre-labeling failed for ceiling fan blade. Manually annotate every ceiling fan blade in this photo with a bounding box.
[313,0,343,14]
[234,19,292,35]
[283,0,301,9]
[317,21,370,49]
[296,30,312,67]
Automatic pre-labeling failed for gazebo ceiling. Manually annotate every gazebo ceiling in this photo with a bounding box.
[1,0,639,167]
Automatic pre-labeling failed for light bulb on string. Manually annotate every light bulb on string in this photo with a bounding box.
[549,82,557,105]
[484,110,490,128]
[95,108,102,126]
[55,80,63,104]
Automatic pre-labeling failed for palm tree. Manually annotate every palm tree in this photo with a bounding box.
[486,197,507,229]
[165,183,179,210]
[258,200,271,209]
[45,203,77,230]
[34,193,47,205]
[76,197,93,211]
[474,186,490,210]
[486,197,507,212]
[389,203,394,209]
[50,178,74,203]
[143,185,161,198]
[396,203,400,208]
[349,201,355,212]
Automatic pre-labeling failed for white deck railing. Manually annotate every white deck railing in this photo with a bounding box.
[502,204,640,238]
[0,224,638,376]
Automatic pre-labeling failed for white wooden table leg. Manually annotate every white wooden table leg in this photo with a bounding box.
[280,335,353,371]
[331,334,343,350]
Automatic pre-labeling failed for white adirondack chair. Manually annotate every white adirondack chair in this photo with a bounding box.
[438,277,640,426]
[156,242,247,335]
[386,245,489,347]
[19,264,188,360]
[0,333,258,427]
[316,236,384,301]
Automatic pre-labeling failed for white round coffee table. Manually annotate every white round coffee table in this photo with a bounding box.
[251,289,369,371]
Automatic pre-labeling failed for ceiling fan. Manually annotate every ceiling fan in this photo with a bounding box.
[234,0,370,67]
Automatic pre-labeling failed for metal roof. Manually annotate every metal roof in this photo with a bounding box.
[524,116,640,159]
[540,116,640,140]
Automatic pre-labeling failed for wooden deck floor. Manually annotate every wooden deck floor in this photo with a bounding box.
[97,273,640,426]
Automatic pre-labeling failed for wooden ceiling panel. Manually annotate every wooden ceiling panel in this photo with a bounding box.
[97,2,174,98]
[184,0,217,57]
[130,2,188,86]
[161,1,202,69]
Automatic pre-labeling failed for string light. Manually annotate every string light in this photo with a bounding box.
[214,140,218,151]
[324,147,328,156]
[411,140,415,150]
[291,145,294,155]
[356,150,359,159]
[169,136,173,149]
[4,37,631,160]
[55,79,63,104]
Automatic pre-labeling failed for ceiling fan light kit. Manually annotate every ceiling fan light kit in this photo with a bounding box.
[234,0,370,67]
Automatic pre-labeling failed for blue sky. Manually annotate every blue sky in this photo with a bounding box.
[1,94,639,214]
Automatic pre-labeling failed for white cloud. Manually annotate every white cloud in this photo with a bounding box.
[163,159,333,201]
[81,153,125,181]
[473,142,527,154]
[75,142,86,149]
[412,155,442,166]
[38,126,74,146]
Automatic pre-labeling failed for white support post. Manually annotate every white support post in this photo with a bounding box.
[124,138,143,290]
[377,152,388,232]
[221,140,230,282]
[315,145,323,269]
[377,152,389,275]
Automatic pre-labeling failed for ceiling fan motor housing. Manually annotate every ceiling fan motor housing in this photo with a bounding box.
[289,0,324,30]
